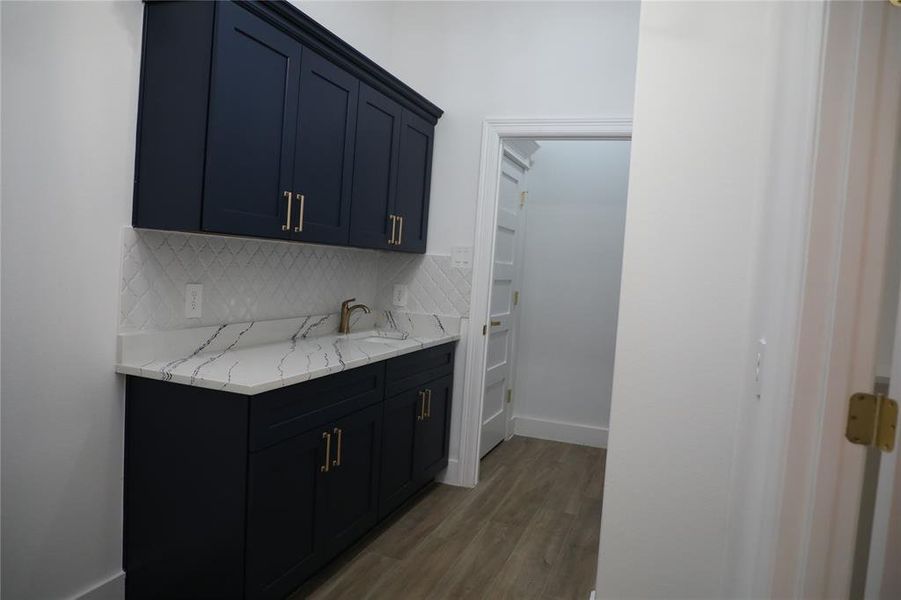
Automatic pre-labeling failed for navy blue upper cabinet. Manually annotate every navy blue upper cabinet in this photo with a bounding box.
[203,2,301,239]
[394,111,435,253]
[133,1,441,253]
[291,52,359,245]
[349,85,403,250]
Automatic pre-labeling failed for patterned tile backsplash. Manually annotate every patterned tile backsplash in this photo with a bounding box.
[119,228,471,332]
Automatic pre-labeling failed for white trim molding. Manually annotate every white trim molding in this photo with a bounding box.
[459,116,632,487]
[513,416,609,449]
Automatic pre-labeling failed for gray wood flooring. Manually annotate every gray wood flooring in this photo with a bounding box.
[293,436,606,599]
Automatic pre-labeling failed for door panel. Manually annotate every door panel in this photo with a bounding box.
[393,110,434,252]
[348,84,402,250]
[481,155,526,457]
[379,387,422,518]
[323,404,383,557]
[203,2,300,239]
[292,50,358,245]
[245,428,327,600]
[415,375,453,482]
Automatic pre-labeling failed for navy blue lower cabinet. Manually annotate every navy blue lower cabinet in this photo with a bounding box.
[123,343,454,599]
[379,386,424,518]
[245,428,329,600]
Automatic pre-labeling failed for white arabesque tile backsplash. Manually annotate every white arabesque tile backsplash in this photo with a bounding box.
[119,228,471,332]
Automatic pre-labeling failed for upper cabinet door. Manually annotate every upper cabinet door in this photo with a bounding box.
[348,84,402,250]
[202,2,300,239]
[291,51,359,245]
[393,111,435,253]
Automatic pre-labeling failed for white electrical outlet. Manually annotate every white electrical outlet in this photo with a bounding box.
[451,246,473,269]
[392,284,408,307]
[185,284,203,318]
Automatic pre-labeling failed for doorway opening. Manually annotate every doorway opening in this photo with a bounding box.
[479,138,631,459]
[458,117,632,487]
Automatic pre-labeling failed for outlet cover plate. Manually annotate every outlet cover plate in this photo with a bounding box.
[185,284,203,318]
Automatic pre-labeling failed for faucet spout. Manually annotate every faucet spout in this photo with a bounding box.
[339,298,371,334]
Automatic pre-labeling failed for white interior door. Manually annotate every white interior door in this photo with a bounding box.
[480,152,526,457]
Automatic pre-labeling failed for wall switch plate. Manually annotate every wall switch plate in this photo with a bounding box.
[451,246,473,269]
[392,284,408,307]
[185,284,203,318]
[754,337,767,400]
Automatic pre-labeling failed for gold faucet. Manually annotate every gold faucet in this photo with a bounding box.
[339,298,371,334]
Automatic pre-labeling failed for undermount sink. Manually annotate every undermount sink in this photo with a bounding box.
[349,331,408,344]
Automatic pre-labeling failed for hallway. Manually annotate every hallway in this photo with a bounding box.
[296,437,606,599]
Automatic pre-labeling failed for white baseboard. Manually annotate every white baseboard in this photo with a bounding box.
[435,458,471,487]
[513,416,608,448]
[73,571,124,600]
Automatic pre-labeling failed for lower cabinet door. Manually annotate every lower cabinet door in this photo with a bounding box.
[379,387,424,518]
[415,375,453,483]
[245,428,329,600]
[323,403,383,558]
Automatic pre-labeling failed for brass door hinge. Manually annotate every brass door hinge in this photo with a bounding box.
[520,191,527,208]
[513,291,520,306]
[506,389,512,404]
[482,324,487,336]
[846,393,898,452]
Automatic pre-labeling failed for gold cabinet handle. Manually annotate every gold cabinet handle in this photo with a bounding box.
[397,215,404,245]
[490,320,501,327]
[426,389,432,418]
[282,191,293,232]
[294,193,305,233]
[332,427,342,467]
[321,431,331,473]
[417,390,425,421]
[389,215,397,245]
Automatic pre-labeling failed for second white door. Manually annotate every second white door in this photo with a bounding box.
[480,152,526,457]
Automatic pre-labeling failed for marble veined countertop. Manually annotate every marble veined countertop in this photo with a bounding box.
[116,311,460,395]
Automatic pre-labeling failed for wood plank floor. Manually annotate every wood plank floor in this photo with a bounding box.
[292,436,606,600]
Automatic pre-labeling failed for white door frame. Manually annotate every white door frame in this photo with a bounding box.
[768,2,901,598]
[459,117,632,487]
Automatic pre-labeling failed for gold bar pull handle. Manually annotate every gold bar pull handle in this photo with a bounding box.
[332,427,343,467]
[294,193,305,233]
[397,216,404,246]
[282,191,293,232]
[321,431,331,472]
[417,391,425,421]
[388,215,397,245]
[490,320,501,327]
[425,389,432,418]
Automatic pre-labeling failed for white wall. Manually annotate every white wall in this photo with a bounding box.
[595,1,795,598]
[513,140,630,446]
[0,2,639,597]
[304,1,641,255]
[1,2,143,598]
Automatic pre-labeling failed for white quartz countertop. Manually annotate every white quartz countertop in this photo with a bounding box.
[115,311,459,396]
